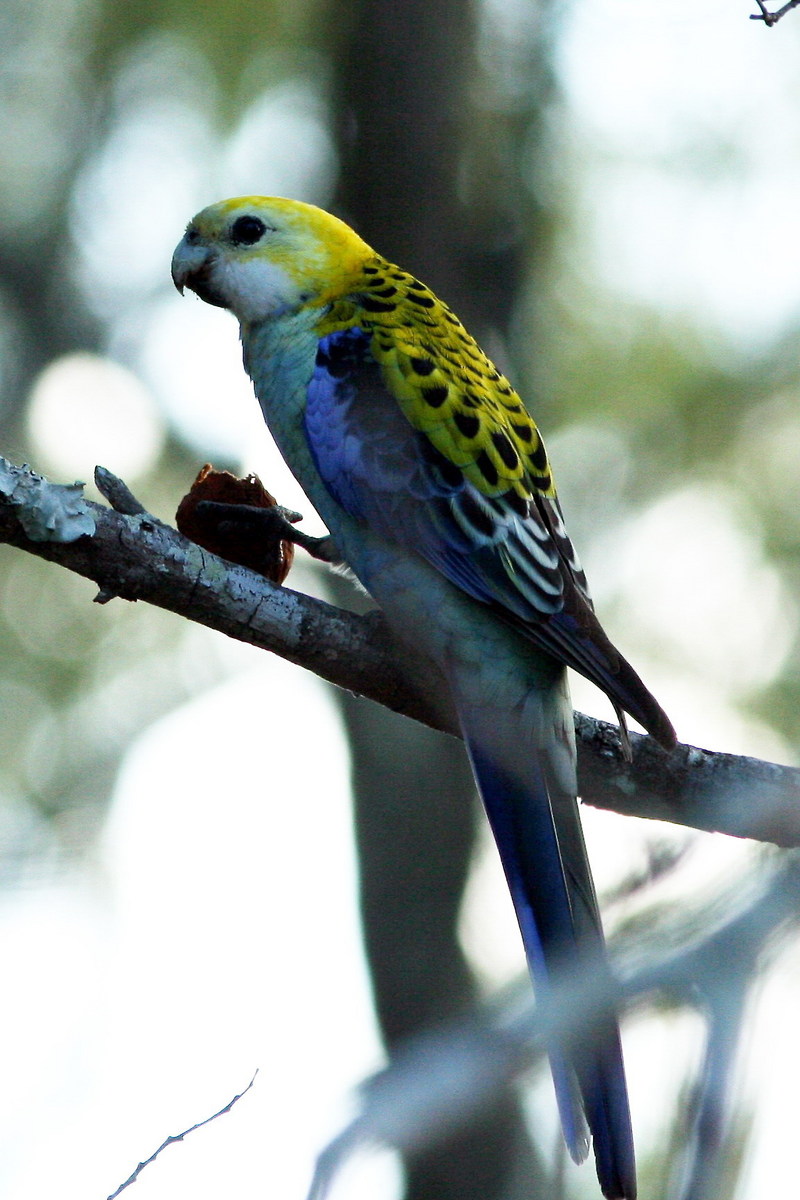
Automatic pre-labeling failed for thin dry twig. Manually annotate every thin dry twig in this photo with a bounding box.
[106,1070,258,1199]
[751,0,800,25]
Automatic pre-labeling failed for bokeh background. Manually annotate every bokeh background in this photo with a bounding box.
[2,1,800,1197]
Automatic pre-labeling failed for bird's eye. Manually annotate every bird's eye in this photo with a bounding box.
[230,215,267,246]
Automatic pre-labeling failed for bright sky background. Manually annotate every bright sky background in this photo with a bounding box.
[5,2,800,1199]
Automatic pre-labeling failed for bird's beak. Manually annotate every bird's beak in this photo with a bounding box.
[171,236,209,295]
[171,236,229,309]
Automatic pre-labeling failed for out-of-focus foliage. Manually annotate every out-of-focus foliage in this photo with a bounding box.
[90,0,326,92]
[0,0,337,865]
[2,2,800,1197]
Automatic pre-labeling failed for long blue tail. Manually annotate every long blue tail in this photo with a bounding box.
[462,712,636,1200]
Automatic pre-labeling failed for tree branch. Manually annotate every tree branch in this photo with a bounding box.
[1,456,798,846]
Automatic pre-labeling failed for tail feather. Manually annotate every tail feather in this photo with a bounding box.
[574,1016,637,1199]
[462,715,636,1200]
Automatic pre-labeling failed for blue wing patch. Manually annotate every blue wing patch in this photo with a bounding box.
[304,327,675,746]
[306,328,566,613]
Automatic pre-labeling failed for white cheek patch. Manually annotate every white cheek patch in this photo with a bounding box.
[216,257,301,323]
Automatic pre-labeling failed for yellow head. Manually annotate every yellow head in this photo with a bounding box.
[171,196,374,325]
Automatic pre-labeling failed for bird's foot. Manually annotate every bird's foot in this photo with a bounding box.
[195,500,340,564]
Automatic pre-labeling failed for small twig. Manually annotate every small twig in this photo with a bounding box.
[753,0,776,23]
[750,0,800,25]
[106,1069,258,1199]
[94,465,149,516]
[92,467,153,602]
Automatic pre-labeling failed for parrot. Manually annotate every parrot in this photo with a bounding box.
[171,196,676,1200]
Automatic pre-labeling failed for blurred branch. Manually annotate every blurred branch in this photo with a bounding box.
[750,0,800,25]
[2,456,799,846]
[307,857,800,1200]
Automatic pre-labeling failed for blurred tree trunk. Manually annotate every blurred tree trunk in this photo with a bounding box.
[327,1,561,1196]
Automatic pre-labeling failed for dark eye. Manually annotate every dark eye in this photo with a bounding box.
[230,215,267,246]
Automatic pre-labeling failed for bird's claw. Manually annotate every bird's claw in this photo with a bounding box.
[194,499,340,563]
